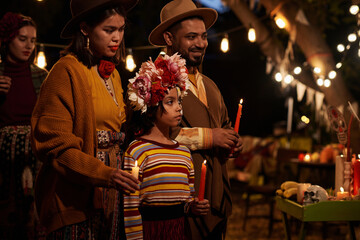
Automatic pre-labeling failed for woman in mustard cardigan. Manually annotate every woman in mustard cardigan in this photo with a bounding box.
[31,0,139,239]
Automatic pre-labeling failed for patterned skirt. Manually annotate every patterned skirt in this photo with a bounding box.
[0,125,45,240]
[47,130,125,240]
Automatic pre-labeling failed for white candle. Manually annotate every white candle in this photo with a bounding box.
[132,160,139,179]
[335,155,344,193]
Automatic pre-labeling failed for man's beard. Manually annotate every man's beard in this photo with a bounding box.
[174,46,204,67]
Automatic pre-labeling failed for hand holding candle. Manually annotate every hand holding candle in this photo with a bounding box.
[131,160,139,179]
[198,160,207,201]
[234,99,243,133]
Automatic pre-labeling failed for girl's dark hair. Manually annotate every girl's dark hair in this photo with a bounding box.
[60,6,126,68]
[125,102,166,146]
[0,14,37,63]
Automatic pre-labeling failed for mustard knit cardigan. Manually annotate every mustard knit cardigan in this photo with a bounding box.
[31,55,115,233]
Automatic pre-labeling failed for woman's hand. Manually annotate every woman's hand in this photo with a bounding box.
[0,76,11,95]
[191,197,210,216]
[110,169,140,193]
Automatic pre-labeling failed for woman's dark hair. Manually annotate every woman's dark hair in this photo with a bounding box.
[60,6,126,68]
[125,102,166,146]
[0,13,37,63]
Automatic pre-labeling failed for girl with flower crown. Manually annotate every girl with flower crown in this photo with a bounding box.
[0,12,48,239]
[123,53,210,240]
[30,0,140,239]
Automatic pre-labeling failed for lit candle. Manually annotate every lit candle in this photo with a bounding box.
[304,154,311,162]
[234,99,243,133]
[336,187,349,200]
[353,158,360,195]
[131,160,139,179]
[198,160,207,201]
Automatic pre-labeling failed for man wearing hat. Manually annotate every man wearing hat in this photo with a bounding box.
[149,0,243,239]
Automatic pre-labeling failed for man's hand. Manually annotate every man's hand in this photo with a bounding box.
[212,128,239,149]
[229,135,243,158]
[110,169,140,193]
[0,76,11,95]
[191,197,210,216]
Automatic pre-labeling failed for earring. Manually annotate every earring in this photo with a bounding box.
[85,36,93,55]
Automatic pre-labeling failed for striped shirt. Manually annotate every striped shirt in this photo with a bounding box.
[123,138,195,240]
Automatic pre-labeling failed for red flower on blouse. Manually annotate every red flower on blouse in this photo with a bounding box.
[98,60,115,79]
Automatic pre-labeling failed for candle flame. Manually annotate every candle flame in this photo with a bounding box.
[134,160,138,167]
[340,187,344,192]
[203,160,207,165]
[239,99,243,104]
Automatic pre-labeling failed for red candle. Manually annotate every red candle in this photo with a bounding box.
[198,160,207,200]
[353,159,360,195]
[234,99,243,133]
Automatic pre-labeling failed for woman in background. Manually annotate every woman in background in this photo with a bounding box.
[0,12,48,240]
[31,0,139,239]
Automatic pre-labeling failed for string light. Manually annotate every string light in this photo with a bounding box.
[248,27,256,42]
[301,115,310,124]
[313,67,321,74]
[274,15,286,29]
[35,44,47,69]
[125,48,136,72]
[348,33,357,42]
[274,72,282,82]
[284,74,293,84]
[316,78,324,86]
[328,70,336,79]
[293,66,302,75]
[349,5,359,15]
[324,79,331,87]
[337,44,345,52]
[336,62,342,68]
[220,33,229,53]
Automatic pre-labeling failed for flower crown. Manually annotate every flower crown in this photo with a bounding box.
[128,53,190,113]
[0,12,31,43]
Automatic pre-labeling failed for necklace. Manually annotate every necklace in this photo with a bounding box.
[103,78,118,106]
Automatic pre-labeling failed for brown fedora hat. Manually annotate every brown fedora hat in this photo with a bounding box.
[61,0,138,39]
[148,0,218,46]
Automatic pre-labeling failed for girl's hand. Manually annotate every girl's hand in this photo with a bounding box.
[0,76,11,95]
[110,169,140,193]
[191,197,210,216]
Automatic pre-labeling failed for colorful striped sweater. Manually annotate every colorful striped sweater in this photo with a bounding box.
[123,138,195,240]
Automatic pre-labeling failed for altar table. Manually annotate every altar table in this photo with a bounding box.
[276,196,360,240]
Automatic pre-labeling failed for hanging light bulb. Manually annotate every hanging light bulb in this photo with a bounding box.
[358,48,360,57]
[274,15,286,29]
[328,70,336,79]
[316,78,324,86]
[337,44,345,52]
[324,79,331,87]
[313,67,321,74]
[125,48,136,72]
[284,74,293,84]
[274,72,282,82]
[248,27,256,42]
[349,5,359,15]
[220,34,229,53]
[35,44,47,69]
[293,66,302,75]
[348,33,357,42]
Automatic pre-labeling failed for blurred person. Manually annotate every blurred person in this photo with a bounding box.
[30,0,140,239]
[0,12,48,239]
[148,0,243,239]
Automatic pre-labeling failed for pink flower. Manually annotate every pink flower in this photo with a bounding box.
[132,76,151,103]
